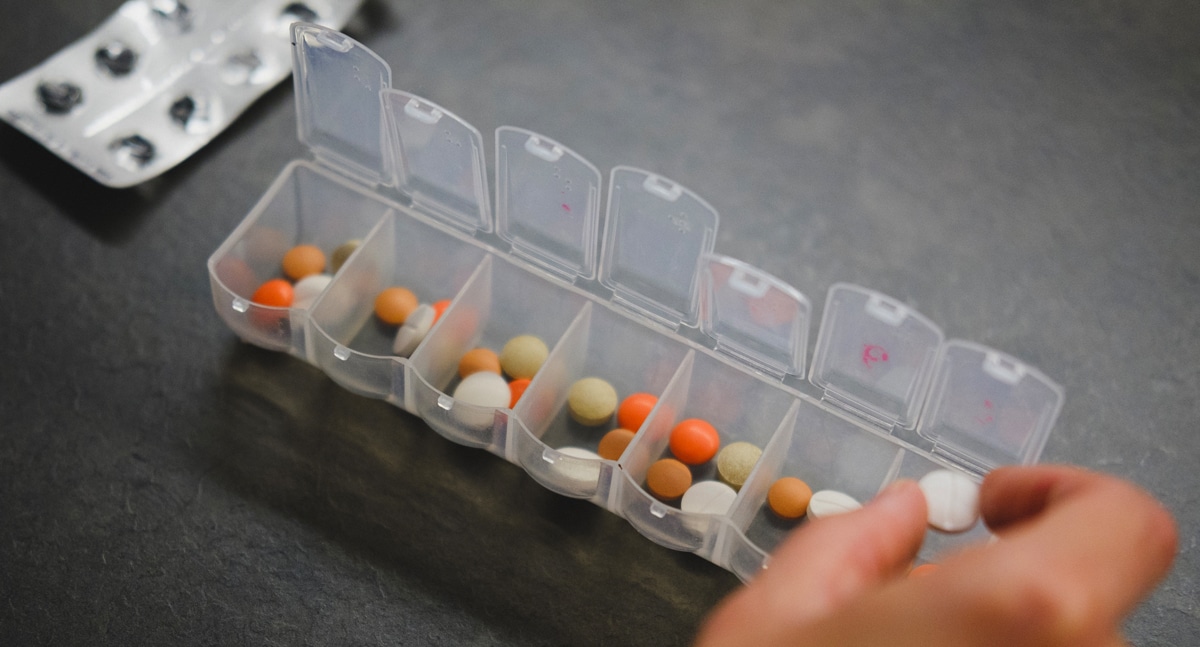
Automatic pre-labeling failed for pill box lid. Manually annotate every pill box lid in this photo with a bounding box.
[292,24,393,187]
[382,90,493,234]
[699,254,811,378]
[809,284,944,429]
[916,340,1064,473]
[494,127,603,282]
[599,167,719,329]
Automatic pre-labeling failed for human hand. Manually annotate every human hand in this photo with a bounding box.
[695,465,1177,647]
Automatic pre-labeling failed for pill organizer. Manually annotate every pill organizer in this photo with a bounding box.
[208,24,1064,581]
[0,0,362,188]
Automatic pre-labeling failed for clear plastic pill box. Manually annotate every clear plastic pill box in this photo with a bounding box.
[208,24,1064,580]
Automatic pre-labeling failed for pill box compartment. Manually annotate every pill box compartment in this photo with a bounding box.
[208,24,1065,581]
[612,350,799,557]
[208,160,394,354]
[305,200,487,402]
[406,256,588,452]
[508,301,690,500]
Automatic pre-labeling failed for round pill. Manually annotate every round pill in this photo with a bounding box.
[807,490,862,519]
[767,477,813,519]
[431,299,451,323]
[251,279,293,307]
[646,458,692,501]
[716,441,762,491]
[451,371,510,409]
[918,469,981,533]
[292,273,331,309]
[551,447,603,485]
[499,334,549,379]
[681,480,738,516]
[374,287,418,325]
[282,244,326,281]
[392,303,435,357]
[597,428,636,461]
[458,347,502,379]
[669,418,720,465]
[508,377,532,408]
[567,377,617,426]
[330,239,360,273]
[617,392,658,431]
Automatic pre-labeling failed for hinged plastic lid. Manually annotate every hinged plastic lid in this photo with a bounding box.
[495,127,602,282]
[918,340,1064,472]
[599,167,718,328]
[700,254,810,378]
[382,90,492,233]
[810,283,943,429]
[292,24,392,186]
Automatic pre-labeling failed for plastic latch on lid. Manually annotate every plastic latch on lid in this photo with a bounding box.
[495,127,603,283]
[809,283,944,430]
[292,23,392,187]
[382,90,492,234]
[699,254,811,379]
[917,340,1064,474]
[599,166,719,329]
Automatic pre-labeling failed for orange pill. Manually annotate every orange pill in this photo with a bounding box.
[909,563,939,579]
[508,377,532,408]
[617,393,657,431]
[281,244,326,281]
[597,428,636,461]
[432,299,451,323]
[646,458,692,501]
[458,347,501,379]
[374,287,418,325]
[251,279,294,307]
[669,418,720,465]
[767,476,813,519]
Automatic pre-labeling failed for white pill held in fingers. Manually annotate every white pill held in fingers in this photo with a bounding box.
[806,490,862,519]
[918,469,981,533]
[292,273,331,309]
[392,303,435,357]
[681,480,738,515]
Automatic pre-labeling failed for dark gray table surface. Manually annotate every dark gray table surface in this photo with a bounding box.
[2,1,1197,645]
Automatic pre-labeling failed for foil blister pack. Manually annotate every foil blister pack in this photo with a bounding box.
[0,0,363,188]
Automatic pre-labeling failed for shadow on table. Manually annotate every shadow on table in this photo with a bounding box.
[201,343,738,646]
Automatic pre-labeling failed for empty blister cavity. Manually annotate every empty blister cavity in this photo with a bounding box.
[614,351,795,556]
[167,92,221,134]
[280,2,319,28]
[407,257,587,452]
[509,303,689,499]
[95,42,138,76]
[110,134,156,169]
[36,81,83,114]
[151,0,194,33]
[221,50,276,86]
[307,207,487,400]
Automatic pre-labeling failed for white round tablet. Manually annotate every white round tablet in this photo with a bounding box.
[918,469,981,533]
[807,489,862,519]
[548,447,602,487]
[392,303,435,357]
[681,480,738,516]
[292,273,332,309]
[452,372,510,409]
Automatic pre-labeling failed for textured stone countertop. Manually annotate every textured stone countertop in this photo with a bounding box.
[1,1,1197,644]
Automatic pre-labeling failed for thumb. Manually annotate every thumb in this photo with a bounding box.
[697,480,928,646]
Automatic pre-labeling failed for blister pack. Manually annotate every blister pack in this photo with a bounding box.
[0,0,363,188]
